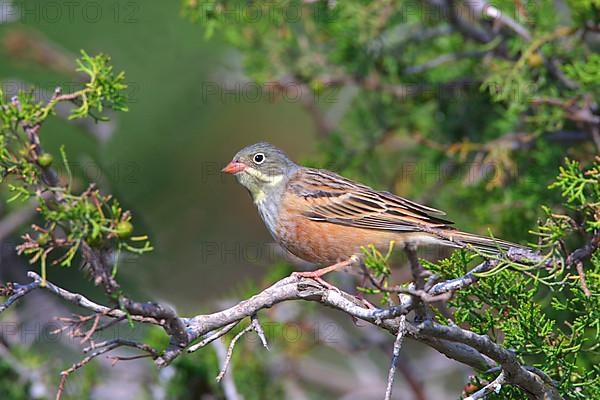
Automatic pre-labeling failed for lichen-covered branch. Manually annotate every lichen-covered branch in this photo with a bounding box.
[0,250,562,400]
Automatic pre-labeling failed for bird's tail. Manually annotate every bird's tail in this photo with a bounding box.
[439,230,530,257]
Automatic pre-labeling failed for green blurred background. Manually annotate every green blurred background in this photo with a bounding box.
[1,0,316,310]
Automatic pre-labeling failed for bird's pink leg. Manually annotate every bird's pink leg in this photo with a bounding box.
[292,256,358,289]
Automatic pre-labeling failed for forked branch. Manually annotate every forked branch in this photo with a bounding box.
[0,249,562,400]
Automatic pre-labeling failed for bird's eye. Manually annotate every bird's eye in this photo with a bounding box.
[253,153,265,164]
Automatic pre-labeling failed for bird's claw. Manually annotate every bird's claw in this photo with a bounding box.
[291,272,342,294]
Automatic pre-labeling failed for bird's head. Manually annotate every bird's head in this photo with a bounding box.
[223,142,298,203]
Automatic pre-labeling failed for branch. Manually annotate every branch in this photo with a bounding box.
[1,271,483,370]
[187,321,238,353]
[464,0,531,41]
[0,279,39,313]
[428,259,497,295]
[1,262,558,399]
[1,271,160,324]
[411,321,562,400]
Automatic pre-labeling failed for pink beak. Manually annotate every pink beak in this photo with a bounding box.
[222,161,248,174]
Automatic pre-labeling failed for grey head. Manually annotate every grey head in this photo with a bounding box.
[222,142,299,204]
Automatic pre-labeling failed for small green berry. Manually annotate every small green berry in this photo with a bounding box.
[38,153,54,168]
[116,221,134,239]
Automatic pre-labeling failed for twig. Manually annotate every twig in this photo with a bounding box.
[531,97,600,125]
[251,313,269,350]
[361,266,452,303]
[188,321,239,353]
[212,339,243,400]
[55,339,160,398]
[384,315,407,400]
[566,233,599,297]
[0,279,40,313]
[80,313,101,344]
[215,313,269,383]
[108,354,154,365]
[216,323,255,383]
[82,339,159,358]
[464,372,505,400]
[428,260,496,296]
[56,342,119,400]
[574,261,591,297]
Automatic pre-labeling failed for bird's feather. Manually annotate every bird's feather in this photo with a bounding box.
[288,168,454,232]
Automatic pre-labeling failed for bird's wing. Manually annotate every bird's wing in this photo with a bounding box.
[288,168,454,232]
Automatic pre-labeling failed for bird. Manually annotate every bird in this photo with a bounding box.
[222,142,526,279]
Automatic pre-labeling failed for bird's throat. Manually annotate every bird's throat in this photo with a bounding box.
[252,188,266,204]
[249,174,284,205]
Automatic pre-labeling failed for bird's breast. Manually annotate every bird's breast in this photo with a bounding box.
[272,192,400,264]
[255,197,281,241]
